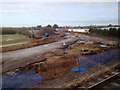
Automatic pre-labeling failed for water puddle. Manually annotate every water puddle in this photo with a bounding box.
[6,38,14,41]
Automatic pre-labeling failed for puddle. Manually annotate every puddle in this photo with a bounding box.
[6,38,14,41]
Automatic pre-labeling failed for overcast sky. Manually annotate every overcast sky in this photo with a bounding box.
[0,1,119,27]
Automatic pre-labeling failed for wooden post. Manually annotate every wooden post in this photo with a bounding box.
[76,57,79,68]
[32,66,34,72]
[38,64,43,85]
[102,50,104,64]
[54,60,56,75]
[38,64,42,76]
[54,60,57,76]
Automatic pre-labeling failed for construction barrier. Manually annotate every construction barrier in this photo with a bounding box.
[70,48,120,72]
[1,71,42,88]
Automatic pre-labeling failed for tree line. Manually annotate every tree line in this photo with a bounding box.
[90,27,120,38]
[1,24,59,38]
[2,28,16,34]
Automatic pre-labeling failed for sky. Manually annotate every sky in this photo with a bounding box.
[0,0,119,27]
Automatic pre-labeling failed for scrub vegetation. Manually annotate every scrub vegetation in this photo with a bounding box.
[90,28,120,38]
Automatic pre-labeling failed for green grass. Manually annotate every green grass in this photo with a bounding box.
[0,34,27,41]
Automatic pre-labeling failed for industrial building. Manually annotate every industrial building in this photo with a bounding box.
[56,28,90,33]
[68,28,89,33]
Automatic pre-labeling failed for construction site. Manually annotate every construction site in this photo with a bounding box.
[1,28,120,89]
[1,1,120,89]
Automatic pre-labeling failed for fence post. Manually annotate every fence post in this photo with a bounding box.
[38,64,44,85]
[102,50,104,64]
[38,64,42,76]
[76,57,79,69]
[32,66,34,72]
[54,60,56,75]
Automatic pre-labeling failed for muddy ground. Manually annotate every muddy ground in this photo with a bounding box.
[31,59,120,88]
[17,37,119,88]
[1,33,120,88]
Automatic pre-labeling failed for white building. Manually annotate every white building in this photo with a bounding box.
[98,27,120,30]
[68,28,89,33]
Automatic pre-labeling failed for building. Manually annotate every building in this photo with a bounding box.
[56,28,90,33]
[68,28,90,33]
[98,27,120,30]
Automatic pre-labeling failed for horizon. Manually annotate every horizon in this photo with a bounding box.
[1,24,119,28]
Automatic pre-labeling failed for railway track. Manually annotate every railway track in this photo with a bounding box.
[75,69,120,89]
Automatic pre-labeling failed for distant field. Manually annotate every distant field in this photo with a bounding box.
[0,34,27,41]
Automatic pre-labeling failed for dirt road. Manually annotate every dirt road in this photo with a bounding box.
[2,37,78,61]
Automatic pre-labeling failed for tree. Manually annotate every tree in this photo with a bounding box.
[37,25,42,28]
[53,24,58,29]
[2,28,16,34]
[21,30,31,38]
[46,24,52,28]
[108,24,112,27]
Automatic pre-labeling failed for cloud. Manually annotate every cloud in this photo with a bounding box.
[0,2,117,15]
[56,18,118,26]
[0,2,118,26]
[0,0,120,2]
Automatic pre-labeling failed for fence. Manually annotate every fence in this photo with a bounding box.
[1,71,42,88]
[70,48,120,72]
